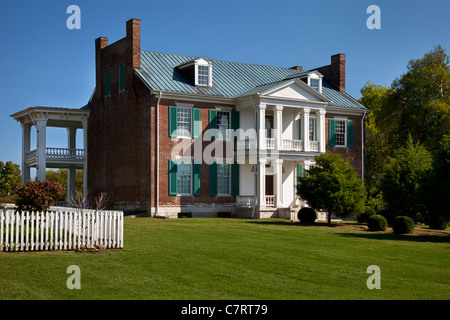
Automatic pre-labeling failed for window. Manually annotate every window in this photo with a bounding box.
[217,164,231,195]
[310,79,320,91]
[217,111,230,139]
[265,115,274,138]
[335,120,346,146]
[309,118,316,142]
[177,108,192,138]
[177,162,192,195]
[198,65,209,86]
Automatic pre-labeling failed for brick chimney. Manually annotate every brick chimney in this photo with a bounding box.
[290,66,303,71]
[95,37,108,98]
[315,53,346,92]
[126,19,141,69]
[330,53,345,92]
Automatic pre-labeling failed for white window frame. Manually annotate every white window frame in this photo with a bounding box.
[216,110,231,140]
[217,163,231,196]
[195,60,213,87]
[176,107,192,139]
[310,79,320,92]
[309,117,316,142]
[177,162,192,196]
[334,119,347,147]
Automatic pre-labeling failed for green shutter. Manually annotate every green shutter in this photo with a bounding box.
[193,108,201,139]
[168,160,177,196]
[169,106,177,138]
[231,110,240,140]
[209,109,217,140]
[209,162,217,196]
[314,118,318,141]
[299,117,302,140]
[105,71,111,96]
[231,163,239,196]
[297,163,302,195]
[329,119,336,146]
[193,162,201,195]
[119,64,125,90]
[347,120,354,147]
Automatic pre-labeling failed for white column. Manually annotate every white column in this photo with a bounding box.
[21,123,31,184]
[275,159,283,206]
[317,109,326,153]
[36,119,47,181]
[257,158,267,207]
[82,118,88,198]
[258,104,266,150]
[67,127,77,199]
[274,105,283,150]
[302,108,310,152]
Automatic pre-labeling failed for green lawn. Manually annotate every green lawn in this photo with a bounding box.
[0,218,449,300]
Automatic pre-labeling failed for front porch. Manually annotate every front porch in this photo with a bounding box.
[10,106,89,199]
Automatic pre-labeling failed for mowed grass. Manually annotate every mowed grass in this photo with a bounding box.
[0,218,449,300]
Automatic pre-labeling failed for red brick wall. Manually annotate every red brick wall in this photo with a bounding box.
[325,112,364,178]
[157,99,237,208]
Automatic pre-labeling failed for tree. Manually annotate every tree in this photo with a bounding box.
[378,45,450,153]
[297,152,366,225]
[419,135,450,229]
[0,161,21,197]
[358,82,391,199]
[379,136,433,222]
[46,169,84,197]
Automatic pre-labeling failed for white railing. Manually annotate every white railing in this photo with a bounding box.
[309,141,319,152]
[46,148,86,160]
[265,138,275,150]
[0,207,123,252]
[265,195,275,207]
[236,196,256,207]
[282,139,303,151]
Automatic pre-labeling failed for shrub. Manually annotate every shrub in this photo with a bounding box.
[392,216,415,234]
[367,214,388,231]
[427,215,449,230]
[298,207,317,224]
[15,180,65,213]
[357,206,376,223]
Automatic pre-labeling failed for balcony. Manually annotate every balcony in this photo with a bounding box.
[46,148,86,160]
[281,139,303,151]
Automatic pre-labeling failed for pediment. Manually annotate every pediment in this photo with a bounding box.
[261,79,329,103]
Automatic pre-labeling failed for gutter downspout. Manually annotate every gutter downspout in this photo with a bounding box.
[250,95,258,218]
[156,91,162,217]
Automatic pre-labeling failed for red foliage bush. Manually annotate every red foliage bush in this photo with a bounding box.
[15,180,65,213]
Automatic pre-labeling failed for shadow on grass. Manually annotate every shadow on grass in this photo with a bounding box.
[337,231,450,243]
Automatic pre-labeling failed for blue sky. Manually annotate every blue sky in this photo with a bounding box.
[1,0,449,167]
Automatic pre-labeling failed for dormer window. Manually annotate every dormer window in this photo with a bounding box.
[310,79,320,92]
[198,65,209,86]
[176,56,213,87]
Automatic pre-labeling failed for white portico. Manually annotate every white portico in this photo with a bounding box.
[235,76,330,218]
[10,106,90,199]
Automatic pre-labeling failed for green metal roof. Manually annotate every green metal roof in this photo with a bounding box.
[136,51,367,110]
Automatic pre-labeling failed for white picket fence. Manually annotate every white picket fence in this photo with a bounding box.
[0,207,123,252]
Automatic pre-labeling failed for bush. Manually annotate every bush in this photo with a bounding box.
[427,215,449,230]
[367,214,388,231]
[393,216,415,234]
[15,180,65,213]
[357,206,376,223]
[298,207,317,224]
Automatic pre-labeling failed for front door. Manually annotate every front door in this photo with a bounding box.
[265,175,273,195]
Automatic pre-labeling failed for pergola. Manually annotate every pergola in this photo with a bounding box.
[10,106,90,199]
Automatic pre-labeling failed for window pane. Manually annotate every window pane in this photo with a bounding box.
[217,164,230,195]
[310,79,320,91]
[177,108,191,137]
[217,111,230,139]
[309,118,315,141]
[335,120,346,146]
[177,163,191,194]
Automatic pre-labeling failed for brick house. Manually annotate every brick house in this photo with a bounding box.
[11,19,368,219]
